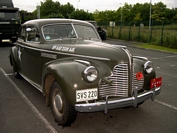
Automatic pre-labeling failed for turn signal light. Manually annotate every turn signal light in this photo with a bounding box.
[136,72,143,80]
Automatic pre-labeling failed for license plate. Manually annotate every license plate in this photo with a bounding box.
[76,88,98,102]
[150,77,162,89]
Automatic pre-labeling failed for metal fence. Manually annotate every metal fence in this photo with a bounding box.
[98,20,177,49]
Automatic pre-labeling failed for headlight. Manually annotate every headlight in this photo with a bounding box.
[144,61,153,74]
[83,66,98,82]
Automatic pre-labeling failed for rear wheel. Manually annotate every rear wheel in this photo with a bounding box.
[50,81,77,126]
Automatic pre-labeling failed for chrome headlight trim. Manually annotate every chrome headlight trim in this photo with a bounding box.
[83,66,98,82]
[144,61,153,74]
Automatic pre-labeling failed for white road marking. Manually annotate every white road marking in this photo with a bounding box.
[155,99,177,111]
[4,73,14,76]
[0,68,57,133]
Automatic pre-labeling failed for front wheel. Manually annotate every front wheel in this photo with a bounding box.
[50,81,77,126]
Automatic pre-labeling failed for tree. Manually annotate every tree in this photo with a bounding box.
[20,10,36,23]
[39,0,75,18]
[93,10,116,22]
[171,8,177,20]
[134,13,141,21]
[21,1,177,23]
[131,3,150,21]
[70,9,93,20]
[122,3,133,21]
[40,0,60,18]
[151,2,167,21]
[60,2,75,18]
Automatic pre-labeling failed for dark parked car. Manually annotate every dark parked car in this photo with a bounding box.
[9,19,162,126]
[87,21,107,40]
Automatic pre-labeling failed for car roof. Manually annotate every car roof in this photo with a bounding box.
[23,18,93,27]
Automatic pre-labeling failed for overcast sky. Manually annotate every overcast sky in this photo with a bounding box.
[12,0,176,12]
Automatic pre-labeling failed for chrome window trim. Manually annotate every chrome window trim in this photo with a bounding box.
[71,23,79,38]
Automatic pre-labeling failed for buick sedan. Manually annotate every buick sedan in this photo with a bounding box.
[9,19,162,126]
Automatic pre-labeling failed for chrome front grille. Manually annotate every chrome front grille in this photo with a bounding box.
[99,64,129,97]
[132,73,144,91]
[99,64,144,98]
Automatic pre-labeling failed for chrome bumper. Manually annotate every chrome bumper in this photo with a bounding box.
[75,87,161,113]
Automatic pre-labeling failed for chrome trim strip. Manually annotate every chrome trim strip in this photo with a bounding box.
[121,48,133,92]
[15,43,110,61]
[41,53,57,59]
[74,59,90,66]
[133,56,148,61]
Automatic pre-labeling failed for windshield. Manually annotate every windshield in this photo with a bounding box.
[88,21,97,27]
[74,25,98,39]
[42,24,99,41]
[0,11,19,20]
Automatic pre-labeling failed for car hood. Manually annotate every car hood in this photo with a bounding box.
[43,39,131,63]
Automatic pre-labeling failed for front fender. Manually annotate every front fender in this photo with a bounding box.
[133,57,156,90]
[42,59,112,106]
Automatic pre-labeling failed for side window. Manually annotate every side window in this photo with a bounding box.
[26,26,40,42]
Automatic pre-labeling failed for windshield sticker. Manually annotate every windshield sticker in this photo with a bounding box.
[46,36,50,40]
[52,45,75,53]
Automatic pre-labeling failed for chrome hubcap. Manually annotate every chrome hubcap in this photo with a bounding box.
[54,94,63,111]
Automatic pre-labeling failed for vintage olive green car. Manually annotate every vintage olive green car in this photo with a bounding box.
[9,19,162,126]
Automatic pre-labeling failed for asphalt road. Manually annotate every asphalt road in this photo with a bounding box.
[0,41,177,133]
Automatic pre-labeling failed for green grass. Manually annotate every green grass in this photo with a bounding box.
[133,43,177,53]
[105,24,177,49]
